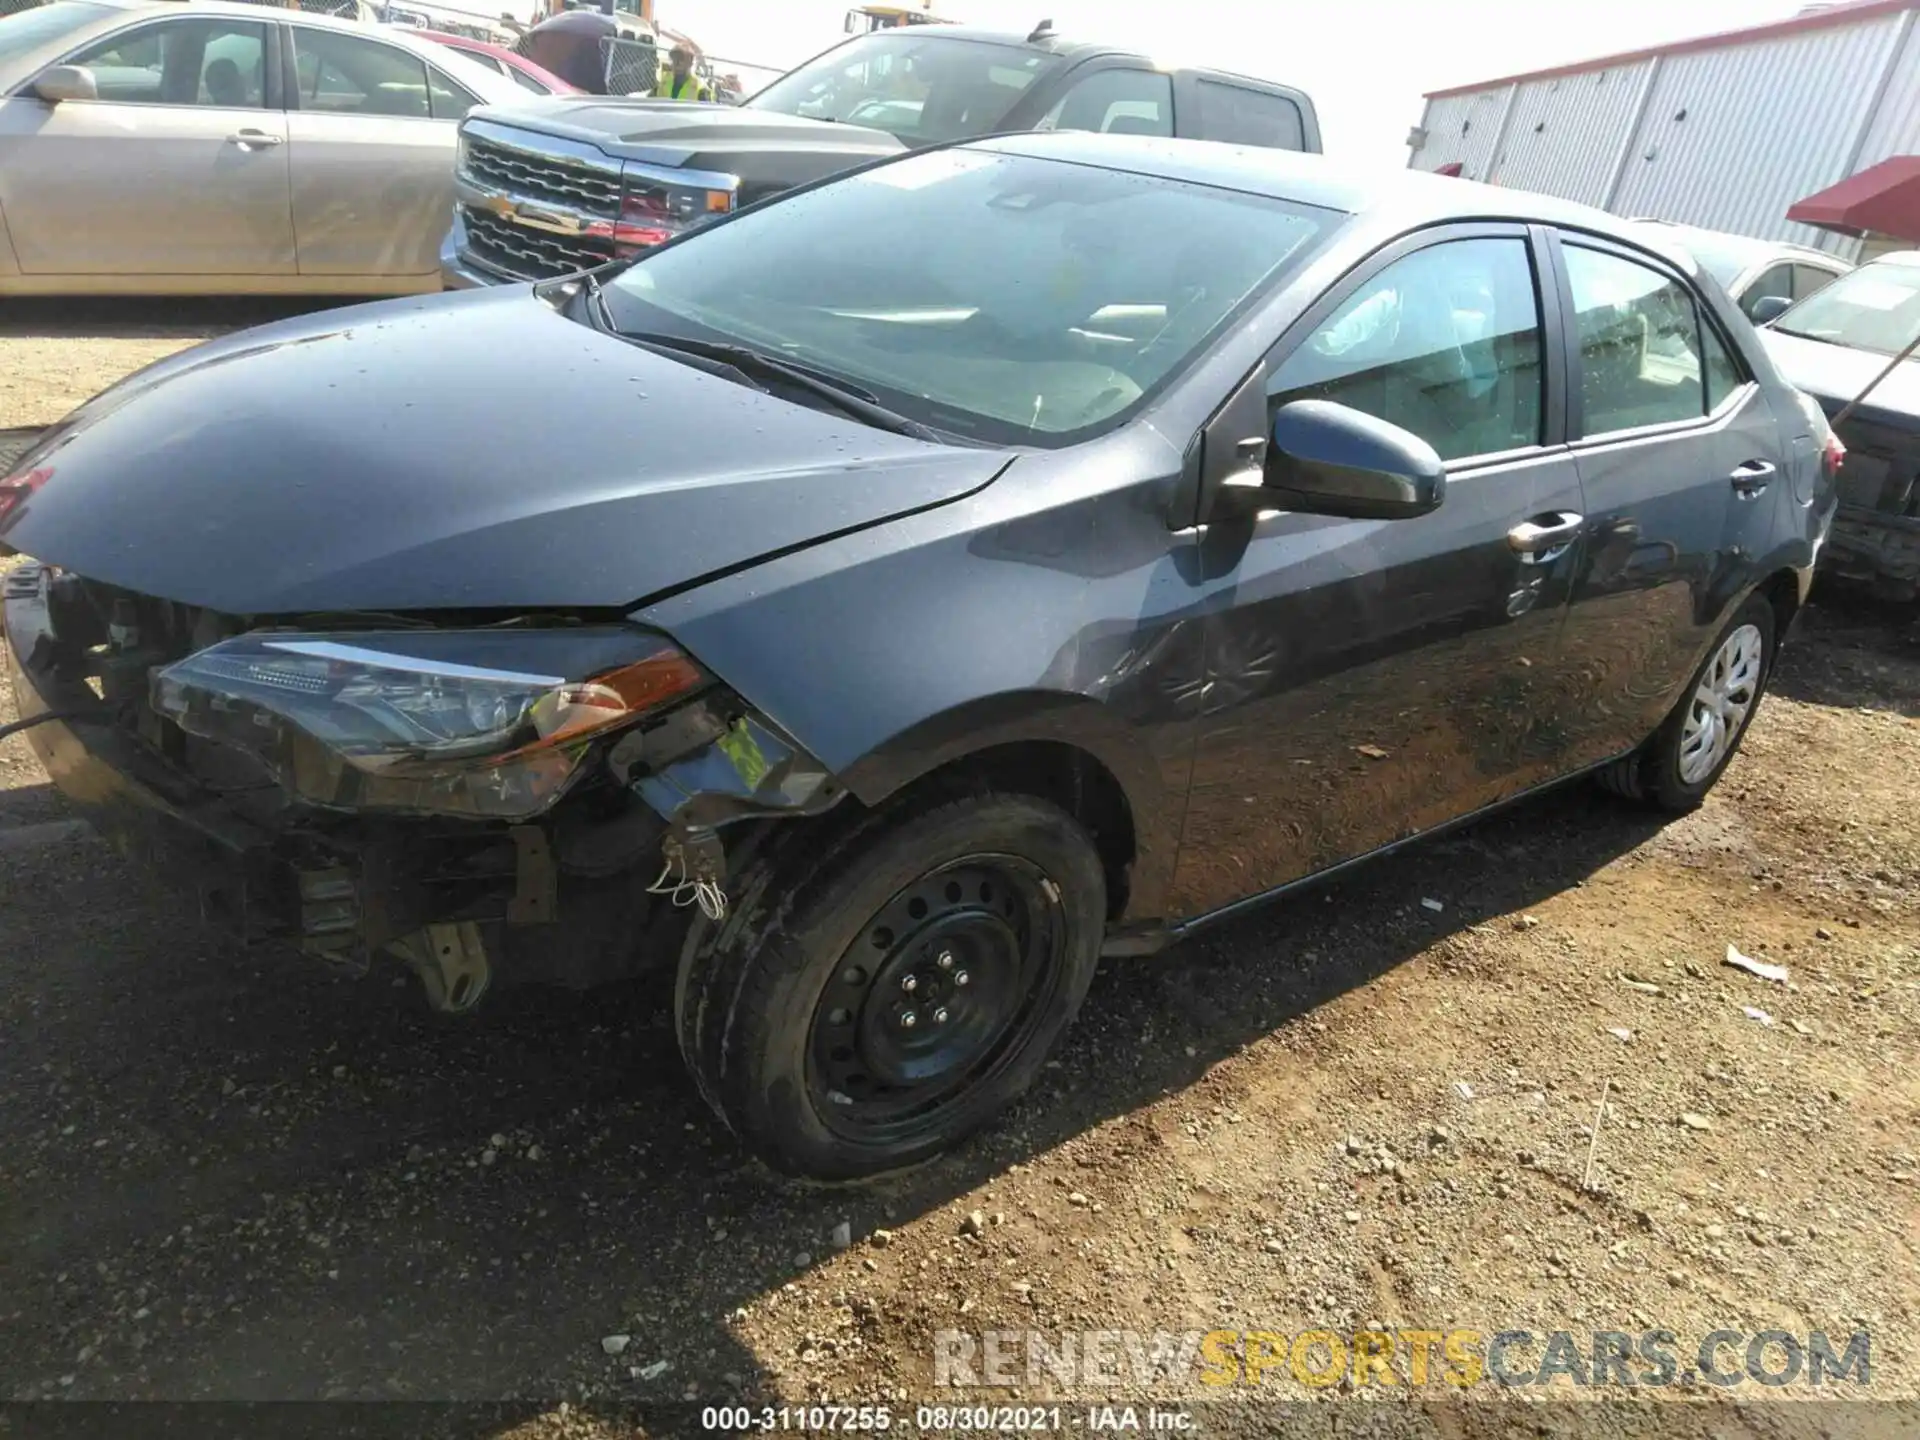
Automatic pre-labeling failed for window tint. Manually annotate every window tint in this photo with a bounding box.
[292,29,432,117]
[67,18,266,107]
[1701,316,1743,411]
[1564,245,1713,435]
[1269,237,1543,463]
[1037,68,1172,137]
[427,65,478,119]
[506,61,550,93]
[1194,79,1305,150]
[1740,263,1793,321]
[1792,263,1839,300]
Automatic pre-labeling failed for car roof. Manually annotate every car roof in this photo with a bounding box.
[1627,218,1837,266]
[881,23,1122,62]
[971,131,1680,241]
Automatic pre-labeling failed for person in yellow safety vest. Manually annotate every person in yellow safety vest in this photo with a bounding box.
[655,44,710,100]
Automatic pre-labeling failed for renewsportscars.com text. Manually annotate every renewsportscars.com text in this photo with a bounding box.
[933,1327,1872,1390]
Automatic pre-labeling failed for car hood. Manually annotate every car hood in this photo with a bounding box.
[476,97,906,178]
[0,288,1007,616]
[1761,329,1920,423]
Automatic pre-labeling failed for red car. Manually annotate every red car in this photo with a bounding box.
[416,30,579,96]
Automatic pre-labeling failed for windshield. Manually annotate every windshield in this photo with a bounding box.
[605,147,1336,446]
[746,32,1062,144]
[0,0,110,71]
[1772,260,1920,357]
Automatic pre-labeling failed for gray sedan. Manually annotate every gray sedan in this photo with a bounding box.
[0,0,526,295]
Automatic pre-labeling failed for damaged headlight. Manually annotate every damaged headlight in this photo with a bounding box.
[152,627,707,820]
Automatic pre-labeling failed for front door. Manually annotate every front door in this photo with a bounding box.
[1545,233,1791,772]
[1169,226,1587,916]
[285,26,468,278]
[0,16,292,276]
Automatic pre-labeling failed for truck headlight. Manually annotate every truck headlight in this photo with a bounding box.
[592,163,737,252]
[152,627,706,820]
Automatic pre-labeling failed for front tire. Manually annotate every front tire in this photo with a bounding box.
[1598,594,1776,812]
[674,791,1106,1182]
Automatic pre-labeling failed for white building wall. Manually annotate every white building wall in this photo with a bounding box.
[1491,64,1654,208]
[1409,3,1920,259]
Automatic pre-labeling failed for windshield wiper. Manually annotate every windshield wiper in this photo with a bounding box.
[617,330,946,442]
[1768,325,1843,347]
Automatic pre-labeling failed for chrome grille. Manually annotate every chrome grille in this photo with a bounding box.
[460,207,614,282]
[460,134,621,218]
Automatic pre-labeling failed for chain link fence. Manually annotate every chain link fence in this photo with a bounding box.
[1,0,50,15]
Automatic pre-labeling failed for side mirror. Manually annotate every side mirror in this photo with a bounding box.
[33,65,98,103]
[1221,399,1445,521]
[1748,294,1792,325]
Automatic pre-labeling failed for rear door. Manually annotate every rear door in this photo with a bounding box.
[283,24,474,278]
[1545,229,1788,771]
[0,15,292,276]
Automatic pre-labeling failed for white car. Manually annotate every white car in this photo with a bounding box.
[0,0,529,295]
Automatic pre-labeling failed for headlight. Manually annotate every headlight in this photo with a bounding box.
[152,627,706,820]
[588,162,737,253]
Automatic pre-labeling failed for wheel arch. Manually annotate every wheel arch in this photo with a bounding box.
[834,691,1181,924]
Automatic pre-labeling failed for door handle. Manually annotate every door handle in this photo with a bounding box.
[1730,459,1776,498]
[1507,511,1585,561]
[227,129,282,148]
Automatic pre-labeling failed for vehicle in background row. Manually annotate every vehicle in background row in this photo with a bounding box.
[417,28,577,96]
[6,137,1834,1180]
[1627,218,1851,325]
[845,4,953,32]
[0,0,526,296]
[440,19,1321,286]
[1760,251,1920,603]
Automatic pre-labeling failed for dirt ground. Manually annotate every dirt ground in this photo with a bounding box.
[1,302,1916,1435]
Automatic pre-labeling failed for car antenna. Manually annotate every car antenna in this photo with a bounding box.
[1830,320,1920,432]
[1027,17,1056,41]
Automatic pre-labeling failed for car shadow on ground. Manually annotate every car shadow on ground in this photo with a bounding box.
[1770,593,1920,718]
[0,774,1666,1406]
[0,296,356,342]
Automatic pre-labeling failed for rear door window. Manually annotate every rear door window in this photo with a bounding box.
[1193,79,1305,150]
[1564,244,1715,434]
[291,28,432,117]
[1035,67,1172,137]
[1792,263,1840,300]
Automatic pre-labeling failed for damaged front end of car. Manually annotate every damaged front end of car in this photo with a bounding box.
[3,561,844,1013]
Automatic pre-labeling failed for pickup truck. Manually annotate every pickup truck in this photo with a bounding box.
[440,20,1322,286]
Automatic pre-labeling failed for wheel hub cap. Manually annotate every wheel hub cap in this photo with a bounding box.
[1679,622,1764,785]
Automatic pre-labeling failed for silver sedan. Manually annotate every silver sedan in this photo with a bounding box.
[0,0,529,295]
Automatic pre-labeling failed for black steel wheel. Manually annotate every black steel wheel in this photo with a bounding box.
[807,857,1068,1146]
[675,791,1105,1182]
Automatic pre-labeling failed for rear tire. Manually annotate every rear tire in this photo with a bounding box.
[674,790,1105,1182]
[1598,594,1776,812]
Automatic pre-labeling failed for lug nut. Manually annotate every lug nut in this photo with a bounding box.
[937,951,955,970]
[901,974,918,994]
[900,1010,917,1029]
[954,970,970,987]
[933,1007,950,1024]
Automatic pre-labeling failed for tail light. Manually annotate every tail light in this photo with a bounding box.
[1821,430,1846,477]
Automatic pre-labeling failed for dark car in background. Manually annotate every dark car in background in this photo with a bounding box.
[1760,251,1920,603]
[5,135,1835,1181]
[439,20,1322,285]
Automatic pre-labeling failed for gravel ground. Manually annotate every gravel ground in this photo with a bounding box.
[1,306,1916,1436]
